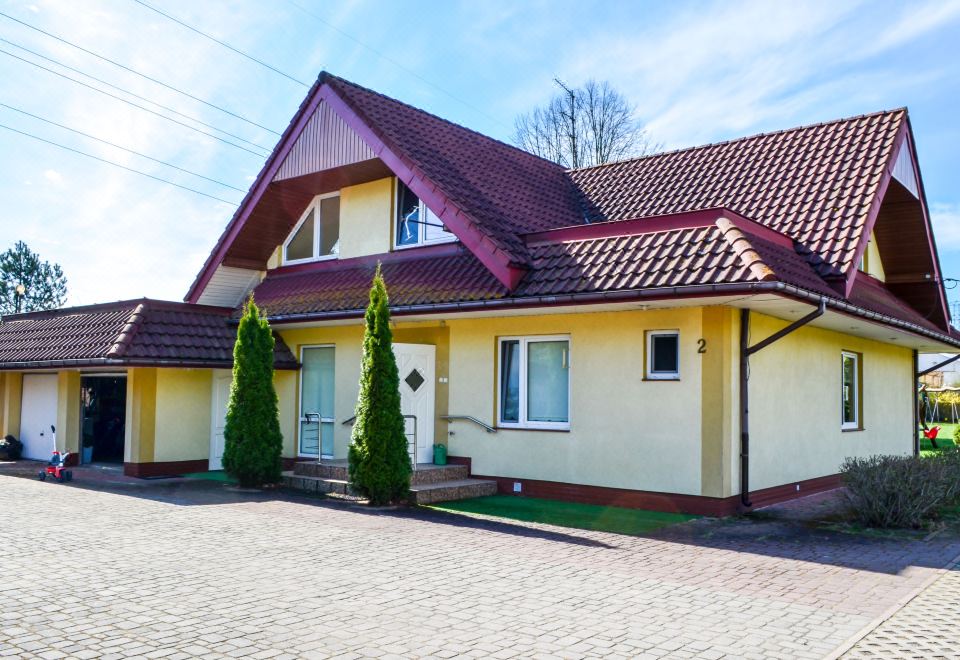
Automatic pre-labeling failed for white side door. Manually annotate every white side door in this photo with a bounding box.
[392,343,436,464]
[209,370,232,470]
[20,374,58,460]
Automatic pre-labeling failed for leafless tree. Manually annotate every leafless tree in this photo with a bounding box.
[513,79,655,168]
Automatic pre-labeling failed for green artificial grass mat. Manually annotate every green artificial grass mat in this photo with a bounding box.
[428,494,697,536]
[182,470,237,484]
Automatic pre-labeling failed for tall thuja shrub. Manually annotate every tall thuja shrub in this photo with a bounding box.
[348,266,411,504]
[223,298,283,488]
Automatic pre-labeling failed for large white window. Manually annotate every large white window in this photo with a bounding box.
[841,351,861,430]
[646,331,680,380]
[498,336,570,430]
[395,180,455,248]
[299,346,335,456]
[283,193,340,264]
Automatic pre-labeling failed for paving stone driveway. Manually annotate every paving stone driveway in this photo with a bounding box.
[1,473,959,659]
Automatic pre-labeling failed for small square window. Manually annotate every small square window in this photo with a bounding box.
[646,331,679,380]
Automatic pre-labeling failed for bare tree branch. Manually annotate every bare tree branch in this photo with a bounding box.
[513,78,656,168]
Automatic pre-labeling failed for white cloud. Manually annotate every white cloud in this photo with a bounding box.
[931,203,960,251]
[43,169,62,183]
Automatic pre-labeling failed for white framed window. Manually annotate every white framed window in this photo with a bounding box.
[841,351,861,430]
[646,330,680,380]
[299,345,336,457]
[395,180,456,248]
[283,193,340,265]
[498,335,570,430]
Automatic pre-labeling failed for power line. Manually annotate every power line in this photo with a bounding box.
[0,102,246,192]
[0,38,271,154]
[0,122,239,205]
[0,10,280,136]
[130,0,310,87]
[0,47,269,157]
[284,0,511,131]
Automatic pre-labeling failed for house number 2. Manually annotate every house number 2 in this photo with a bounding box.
[697,339,707,354]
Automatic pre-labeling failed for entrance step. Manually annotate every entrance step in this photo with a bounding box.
[410,478,497,505]
[293,460,469,486]
[281,471,352,497]
[283,465,497,505]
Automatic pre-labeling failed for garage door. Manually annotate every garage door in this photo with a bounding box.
[20,374,58,460]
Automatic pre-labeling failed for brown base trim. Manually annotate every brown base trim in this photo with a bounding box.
[123,459,209,478]
[470,472,842,516]
[446,455,472,473]
[282,457,308,470]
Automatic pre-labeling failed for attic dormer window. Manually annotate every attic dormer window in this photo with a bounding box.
[395,180,455,248]
[283,193,340,264]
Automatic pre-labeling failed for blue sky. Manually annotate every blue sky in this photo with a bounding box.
[1,0,959,308]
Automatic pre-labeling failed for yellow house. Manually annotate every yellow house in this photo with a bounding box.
[3,73,958,513]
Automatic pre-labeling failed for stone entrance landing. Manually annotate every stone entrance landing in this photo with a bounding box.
[282,459,497,504]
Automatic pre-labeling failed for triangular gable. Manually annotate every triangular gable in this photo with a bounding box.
[844,117,949,328]
[273,100,376,182]
[186,73,532,303]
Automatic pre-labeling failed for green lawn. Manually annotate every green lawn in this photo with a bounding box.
[920,423,958,457]
[182,470,237,484]
[427,495,698,536]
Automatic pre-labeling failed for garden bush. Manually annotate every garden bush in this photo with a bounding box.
[841,451,960,528]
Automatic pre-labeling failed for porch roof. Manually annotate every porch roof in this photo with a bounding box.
[0,299,298,371]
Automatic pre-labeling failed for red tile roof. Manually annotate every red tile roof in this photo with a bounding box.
[326,75,584,266]
[252,249,507,318]
[567,110,905,278]
[0,300,298,370]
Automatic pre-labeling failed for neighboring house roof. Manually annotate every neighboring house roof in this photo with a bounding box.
[0,299,298,370]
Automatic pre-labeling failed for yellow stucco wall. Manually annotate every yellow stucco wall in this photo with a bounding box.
[445,308,706,494]
[56,371,81,454]
[275,369,298,458]
[863,232,886,281]
[153,369,213,462]
[125,368,156,463]
[746,312,913,491]
[329,177,394,261]
[0,372,21,438]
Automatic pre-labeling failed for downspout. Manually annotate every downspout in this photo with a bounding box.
[739,299,826,508]
[913,350,920,457]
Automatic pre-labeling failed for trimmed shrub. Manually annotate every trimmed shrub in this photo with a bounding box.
[841,451,960,528]
[222,298,283,488]
[348,266,411,505]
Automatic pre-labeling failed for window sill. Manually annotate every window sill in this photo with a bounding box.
[496,426,570,433]
[643,377,681,382]
[283,254,338,267]
[393,238,458,251]
[841,427,864,433]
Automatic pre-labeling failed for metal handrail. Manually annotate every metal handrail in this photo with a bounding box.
[341,413,419,469]
[440,415,497,433]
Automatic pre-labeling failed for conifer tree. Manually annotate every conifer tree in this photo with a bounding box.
[223,298,283,487]
[348,266,411,504]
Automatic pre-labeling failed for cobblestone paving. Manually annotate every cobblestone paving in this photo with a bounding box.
[1,474,959,659]
[843,564,960,658]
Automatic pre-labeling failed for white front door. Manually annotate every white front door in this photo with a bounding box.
[209,370,232,470]
[20,374,58,460]
[393,343,436,464]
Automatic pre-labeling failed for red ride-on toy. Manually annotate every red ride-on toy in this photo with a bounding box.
[37,425,72,483]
